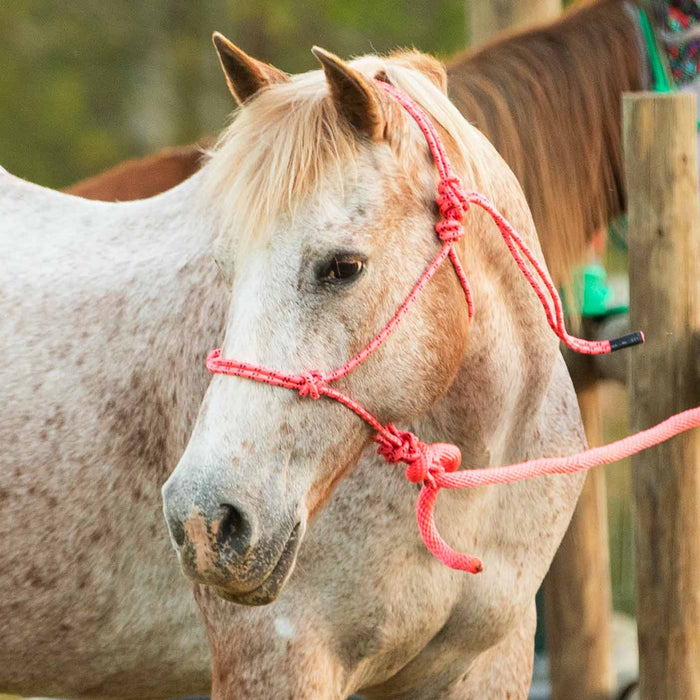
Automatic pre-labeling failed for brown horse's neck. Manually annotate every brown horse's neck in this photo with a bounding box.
[448,0,645,286]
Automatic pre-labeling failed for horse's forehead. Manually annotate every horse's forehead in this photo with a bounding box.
[303,181,387,239]
[248,175,396,257]
[307,151,431,235]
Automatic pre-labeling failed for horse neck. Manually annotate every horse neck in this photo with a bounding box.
[104,172,228,490]
[447,0,646,286]
[421,237,560,474]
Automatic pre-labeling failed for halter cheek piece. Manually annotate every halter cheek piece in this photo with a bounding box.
[207,80,699,573]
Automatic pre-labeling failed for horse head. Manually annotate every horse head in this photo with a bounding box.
[162,36,475,604]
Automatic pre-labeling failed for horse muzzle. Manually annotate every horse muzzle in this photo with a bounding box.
[162,478,304,605]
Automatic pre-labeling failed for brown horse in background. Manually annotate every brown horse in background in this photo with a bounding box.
[66,143,210,201]
[67,0,642,290]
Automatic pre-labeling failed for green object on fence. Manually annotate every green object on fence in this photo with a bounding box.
[639,8,673,93]
[575,264,628,318]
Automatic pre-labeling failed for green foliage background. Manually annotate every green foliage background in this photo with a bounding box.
[0,1,467,189]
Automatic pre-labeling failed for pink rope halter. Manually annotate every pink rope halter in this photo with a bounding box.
[207,80,700,573]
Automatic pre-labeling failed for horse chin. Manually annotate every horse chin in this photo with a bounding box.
[212,521,303,606]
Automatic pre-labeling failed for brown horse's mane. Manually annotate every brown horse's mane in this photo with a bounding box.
[66,0,643,286]
[448,0,643,284]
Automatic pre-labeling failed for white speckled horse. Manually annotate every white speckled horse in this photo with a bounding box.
[1,37,586,700]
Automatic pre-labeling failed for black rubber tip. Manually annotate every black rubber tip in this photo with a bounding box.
[609,331,645,352]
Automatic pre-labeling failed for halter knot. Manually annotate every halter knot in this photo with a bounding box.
[376,425,422,464]
[435,219,464,242]
[376,426,462,488]
[406,441,462,487]
[298,370,326,400]
[436,176,469,242]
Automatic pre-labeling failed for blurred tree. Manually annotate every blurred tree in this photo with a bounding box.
[0,0,466,189]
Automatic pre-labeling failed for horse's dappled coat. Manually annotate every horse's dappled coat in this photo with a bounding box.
[162,38,588,698]
[0,3,649,697]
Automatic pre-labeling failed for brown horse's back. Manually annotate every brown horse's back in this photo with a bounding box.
[65,143,208,201]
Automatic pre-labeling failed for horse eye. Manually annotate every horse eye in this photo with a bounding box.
[317,256,365,285]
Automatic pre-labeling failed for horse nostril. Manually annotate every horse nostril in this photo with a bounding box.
[216,502,253,557]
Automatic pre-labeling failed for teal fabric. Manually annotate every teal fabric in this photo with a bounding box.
[576,264,628,318]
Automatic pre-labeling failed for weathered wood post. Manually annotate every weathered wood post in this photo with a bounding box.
[624,91,700,699]
[544,383,615,700]
[470,0,561,48]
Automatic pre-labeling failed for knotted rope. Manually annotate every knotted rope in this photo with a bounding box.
[206,80,699,573]
[435,177,470,242]
[376,425,462,488]
[298,371,326,400]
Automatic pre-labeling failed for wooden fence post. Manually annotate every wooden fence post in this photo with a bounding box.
[544,384,615,700]
[470,0,561,48]
[624,91,700,699]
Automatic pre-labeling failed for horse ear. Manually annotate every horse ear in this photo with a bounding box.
[212,33,289,104]
[311,46,384,141]
[388,51,447,94]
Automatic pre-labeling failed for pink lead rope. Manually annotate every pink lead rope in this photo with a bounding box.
[207,80,700,574]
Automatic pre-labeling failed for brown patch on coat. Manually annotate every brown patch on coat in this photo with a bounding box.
[100,370,173,482]
[306,437,369,519]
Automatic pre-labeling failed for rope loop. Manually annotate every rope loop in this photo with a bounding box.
[406,442,462,487]
[435,219,464,242]
[376,427,462,488]
[404,450,434,486]
[298,370,326,400]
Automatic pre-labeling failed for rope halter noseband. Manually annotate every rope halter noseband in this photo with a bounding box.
[207,79,700,574]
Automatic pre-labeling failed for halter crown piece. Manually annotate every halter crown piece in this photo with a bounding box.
[207,79,700,573]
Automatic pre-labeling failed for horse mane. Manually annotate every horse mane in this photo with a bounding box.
[198,56,487,250]
[447,0,643,285]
